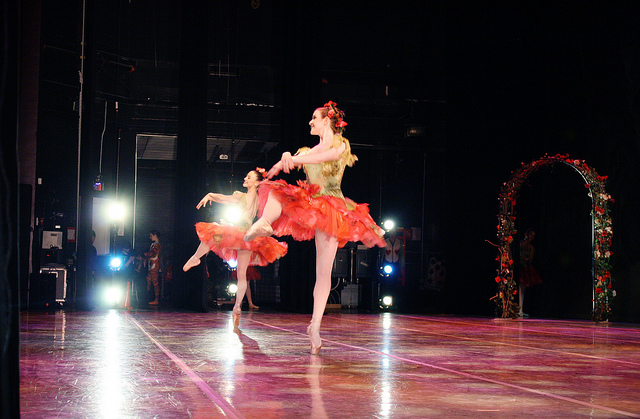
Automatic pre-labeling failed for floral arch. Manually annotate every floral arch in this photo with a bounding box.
[493,154,614,322]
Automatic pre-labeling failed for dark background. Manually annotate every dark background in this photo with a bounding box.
[12,0,640,318]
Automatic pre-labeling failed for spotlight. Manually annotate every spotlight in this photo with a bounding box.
[382,295,393,306]
[224,206,241,224]
[383,219,395,231]
[108,203,125,221]
[103,286,122,306]
[109,257,122,271]
[227,283,238,295]
[227,259,238,269]
[379,264,394,278]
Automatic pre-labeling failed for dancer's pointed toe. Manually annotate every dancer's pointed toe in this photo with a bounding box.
[183,256,201,272]
[310,342,322,355]
[232,308,241,329]
[307,322,322,355]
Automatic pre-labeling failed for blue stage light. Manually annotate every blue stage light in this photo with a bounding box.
[109,257,122,271]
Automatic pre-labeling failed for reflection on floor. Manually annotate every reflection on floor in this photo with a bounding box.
[20,309,640,418]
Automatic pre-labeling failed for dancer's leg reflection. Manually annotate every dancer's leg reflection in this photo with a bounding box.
[307,356,328,419]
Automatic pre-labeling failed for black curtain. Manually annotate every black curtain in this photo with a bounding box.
[1,0,20,415]
[173,0,209,312]
[270,3,322,313]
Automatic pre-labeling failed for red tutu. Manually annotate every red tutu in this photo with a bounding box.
[232,266,261,281]
[195,222,288,266]
[257,180,386,248]
[519,264,542,287]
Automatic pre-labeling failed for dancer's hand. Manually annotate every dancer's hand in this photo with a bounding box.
[266,161,283,179]
[196,193,214,209]
[281,151,295,173]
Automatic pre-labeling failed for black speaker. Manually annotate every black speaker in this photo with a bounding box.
[356,249,373,278]
[33,270,56,308]
[332,248,349,278]
[39,266,67,304]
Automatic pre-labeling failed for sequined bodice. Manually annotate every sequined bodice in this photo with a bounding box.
[298,135,353,199]
[236,193,257,230]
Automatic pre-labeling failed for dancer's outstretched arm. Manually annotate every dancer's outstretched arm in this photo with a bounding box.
[196,191,243,209]
[267,143,346,178]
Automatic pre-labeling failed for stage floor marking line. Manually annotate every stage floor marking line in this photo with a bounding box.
[126,314,245,419]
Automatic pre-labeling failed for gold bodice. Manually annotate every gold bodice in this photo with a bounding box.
[296,134,357,199]
[235,192,257,230]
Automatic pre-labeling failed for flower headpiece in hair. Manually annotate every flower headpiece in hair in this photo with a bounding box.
[256,167,266,178]
[324,100,348,134]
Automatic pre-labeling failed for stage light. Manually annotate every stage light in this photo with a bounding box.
[108,203,125,221]
[382,296,393,306]
[379,263,394,278]
[103,286,122,306]
[224,206,241,224]
[109,257,122,271]
[383,219,395,231]
[227,259,238,269]
[227,283,238,295]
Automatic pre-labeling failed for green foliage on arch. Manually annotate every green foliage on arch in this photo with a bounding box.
[493,154,614,322]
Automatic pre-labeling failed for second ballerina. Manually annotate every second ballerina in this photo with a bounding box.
[183,168,288,329]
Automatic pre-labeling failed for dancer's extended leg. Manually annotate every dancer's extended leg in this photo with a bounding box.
[244,192,282,241]
[308,229,339,354]
[183,242,210,271]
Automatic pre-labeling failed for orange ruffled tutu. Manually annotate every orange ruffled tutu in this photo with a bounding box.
[195,222,288,266]
[258,180,386,248]
[520,264,542,287]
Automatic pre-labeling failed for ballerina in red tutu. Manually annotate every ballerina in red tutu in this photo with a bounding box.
[518,228,542,318]
[244,101,386,354]
[183,169,288,329]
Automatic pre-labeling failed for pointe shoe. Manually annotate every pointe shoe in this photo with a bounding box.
[232,308,241,329]
[149,300,159,306]
[310,341,322,355]
[307,323,322,355]
[248,303,259,310]
[183,256,201,272]
[243,218,273,242]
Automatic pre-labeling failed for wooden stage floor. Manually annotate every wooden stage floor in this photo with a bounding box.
[20,309,640,418]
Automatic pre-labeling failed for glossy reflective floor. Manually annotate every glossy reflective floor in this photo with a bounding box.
[20,309,640,418]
